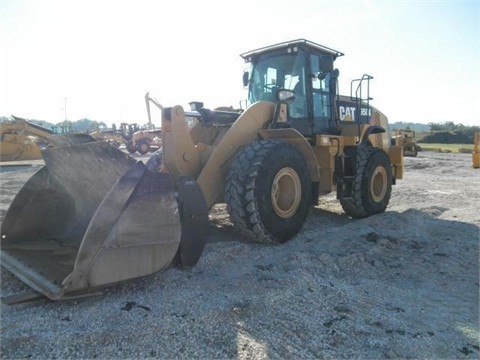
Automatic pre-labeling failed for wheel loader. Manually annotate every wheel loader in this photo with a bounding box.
[391,128,419,157]
[1,39,404,302]
[119,122,140,153]
[92,122,142,153]
[114,121,162,155]
[125,93,164,155]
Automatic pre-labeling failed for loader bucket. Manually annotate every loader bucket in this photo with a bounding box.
[1,140,208,300]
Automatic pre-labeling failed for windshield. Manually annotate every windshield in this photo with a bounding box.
[247,51,307,107]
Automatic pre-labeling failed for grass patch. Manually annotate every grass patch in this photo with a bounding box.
[419,143,474,153]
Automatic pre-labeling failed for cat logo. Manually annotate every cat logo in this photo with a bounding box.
[339,106,356,121]
[339,106,372,121]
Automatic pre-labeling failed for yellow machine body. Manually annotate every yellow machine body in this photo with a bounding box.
[473,132,479,169]
[1,39,403,302]
[391,128,419,157]
[0,117,54,161]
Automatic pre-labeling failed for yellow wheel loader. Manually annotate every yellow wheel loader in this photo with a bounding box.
[391,128,419,157]
[126,93,165,155]
[1,39,403,301]
[117,122,141,153]
[90,129,127,148]
[130,129,162,154]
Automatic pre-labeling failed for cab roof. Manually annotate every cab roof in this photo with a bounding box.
[240,39,344,62]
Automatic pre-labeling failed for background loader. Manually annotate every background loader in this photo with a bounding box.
[126,93,164,155]
[391,128,420,157]
[91,122,140,153]
[91,120,162,155]
[1,39,403,301]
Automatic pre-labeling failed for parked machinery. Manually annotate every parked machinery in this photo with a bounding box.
[391,128,419,157]
[127,93,165,155]
[0,117,55,161]
[473,132,479,168]
[1,39,403,301]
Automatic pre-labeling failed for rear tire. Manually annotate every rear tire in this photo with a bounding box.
[126,141,136,153]
[340,147,392,218]
[225,139,311,243]
[411,144,418,157]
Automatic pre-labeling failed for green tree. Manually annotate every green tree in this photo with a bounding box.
[421,122,479,144]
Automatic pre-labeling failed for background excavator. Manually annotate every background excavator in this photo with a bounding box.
[0,116,55,161]
[1,39,403,302]
[1,116,92,163]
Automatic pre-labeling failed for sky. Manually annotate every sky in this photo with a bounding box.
[0,0,479,128]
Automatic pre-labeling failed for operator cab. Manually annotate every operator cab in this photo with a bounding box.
[241,39,359,137]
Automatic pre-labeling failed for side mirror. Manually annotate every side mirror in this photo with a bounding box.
[242,71,249,87]
[332,68,340,79]
[317,71,327,80]
[319,55,334,72]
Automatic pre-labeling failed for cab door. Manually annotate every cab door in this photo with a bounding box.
[311,54,334,134]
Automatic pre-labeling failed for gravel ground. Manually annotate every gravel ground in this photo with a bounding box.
[0,150,479,359]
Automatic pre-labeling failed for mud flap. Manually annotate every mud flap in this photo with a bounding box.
[176,176,209,269]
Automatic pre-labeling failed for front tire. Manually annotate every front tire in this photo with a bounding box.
[411,144,418,157]
[340,147,392,218]
[137,139,150,155]
[225,140,311,243]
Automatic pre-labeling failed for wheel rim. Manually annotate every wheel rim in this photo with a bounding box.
[370,166,387,202]
[271,167,301,218]
[140,143,149,154]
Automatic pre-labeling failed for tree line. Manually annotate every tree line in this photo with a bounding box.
[2,116,477,144]
[419,122,479,144]
[0,116,110,133]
